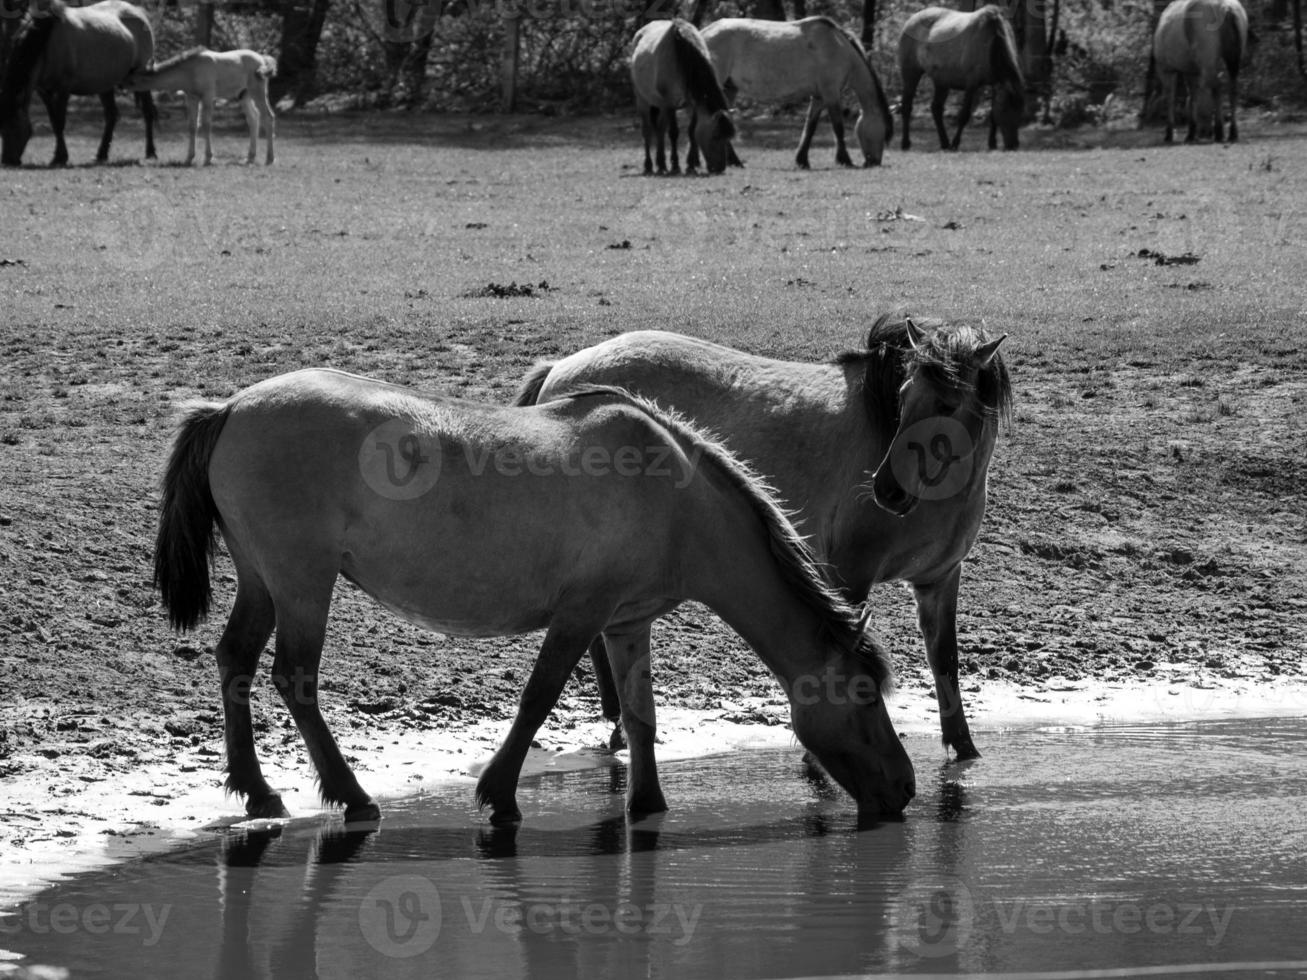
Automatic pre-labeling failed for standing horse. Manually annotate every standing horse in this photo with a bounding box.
[699,16,893,168]
[1153,0,1249,143]
[125,48,277,165]
[154,370,915,824]
[629,18,735,175]
[516,315,1011,761]
[898,5,1025,152]
[0,0,156,166]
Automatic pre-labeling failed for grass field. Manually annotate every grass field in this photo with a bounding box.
[1,106,1305,815]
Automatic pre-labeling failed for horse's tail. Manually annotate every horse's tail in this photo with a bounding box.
[513,361,555,406]
[1219,7,1245,76]
[671,19,734,128]
[988,8,1025,105]
[154,401,231,632]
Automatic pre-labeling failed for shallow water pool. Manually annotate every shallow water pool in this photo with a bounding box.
[3,717,1306,979]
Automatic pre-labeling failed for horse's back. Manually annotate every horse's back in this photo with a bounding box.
[898,5,996,85]
[702,17,852,102]
[1155,0,1247,73]
[630,20,682,107]
[47,0,153,91]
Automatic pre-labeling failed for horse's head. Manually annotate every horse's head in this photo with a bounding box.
[869,317,1010,517]
[693,109,736,175]
[994,83,1024,151]
[788,631,915,819]
[855,110,887,166]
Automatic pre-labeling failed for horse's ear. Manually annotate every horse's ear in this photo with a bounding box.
[976,333,1008,367]
[904,316,926,350]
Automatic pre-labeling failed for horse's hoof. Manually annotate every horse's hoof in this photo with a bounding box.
[626,791,669,816]
[246,793,290,819]
[344,800,382,823]
[607,725,627,753]
[950,741,982,762]
[489,805,523,826]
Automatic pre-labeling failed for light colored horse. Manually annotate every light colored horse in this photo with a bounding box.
[1153,0,1249,143]
[629,19,735,175]
[898,5,1025,152]
[517,315,1010,762]
[699,16,893,168]
[154,369,915,824]
[126,47,276,165]
[0,0,156,166]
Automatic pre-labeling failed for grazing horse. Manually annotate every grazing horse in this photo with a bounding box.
[154,369,915,824]
[1153,0,1249,143]
[699,16,893,168]
[629,18,735,175]
[125,47,277,165]
[0,0,156,167]
[898,5,1025,152]
[516,315,1011,761]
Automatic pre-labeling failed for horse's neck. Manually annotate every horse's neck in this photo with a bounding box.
[680,483,840,690]
[843,46,880,115]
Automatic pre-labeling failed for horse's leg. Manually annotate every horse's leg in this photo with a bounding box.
[987,88,999,150]
[686,107,700,173]
[241,96,258,165]
[828,100,854,167]
[900,68,921,151]
[1162,72,1176,144]
[914,566,980,760]
[94,91,119,164]
[201,94,216,165]
[603,626,668,815]
[185,95,200,165]
[654,107,668,175]
[255,84,276,164]
[795,96,823,169]
[215,578,285,818]
[930,85,952,151]
[638,103,656,175]
[136,91,157,161]
[950,88,977,151]
[1211,78,1225,143]
[475,617,601,824]
[667,107,681,175]
[587,636,625,750]
[270,588,379,821]
[39,92,70,167]
[1183,72,1198,143]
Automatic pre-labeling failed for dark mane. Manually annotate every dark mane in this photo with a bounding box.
[836,312,1014,438]
[145,46,209,75]
[832,20,895,141]
[563,385,893,689]
[0,13,58,120]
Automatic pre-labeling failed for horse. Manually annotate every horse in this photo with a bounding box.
[1153,0,1249,143]
[629,18,735,175]
[898,5,1025,152]
[125,47,277,165]
[697,16,893,169]
[0,0,156,167]
[515,314,1011,762]
[153,369,916,825]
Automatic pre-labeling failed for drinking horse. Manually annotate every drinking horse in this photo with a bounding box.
[154,370,915,824]
[516,314,1011,762]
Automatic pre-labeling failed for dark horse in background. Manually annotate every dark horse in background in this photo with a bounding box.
[0,0,156,166]
[898,5,1025,151]
[517,314,1012,762]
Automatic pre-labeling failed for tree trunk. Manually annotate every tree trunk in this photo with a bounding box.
[690,0,711,27]
[1296,0,1305,76]
[273,0,333,107]
[1020,0,1050,112]
[861,0,876,46]
[753,0,785,20]
[1139,0,1170,123]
